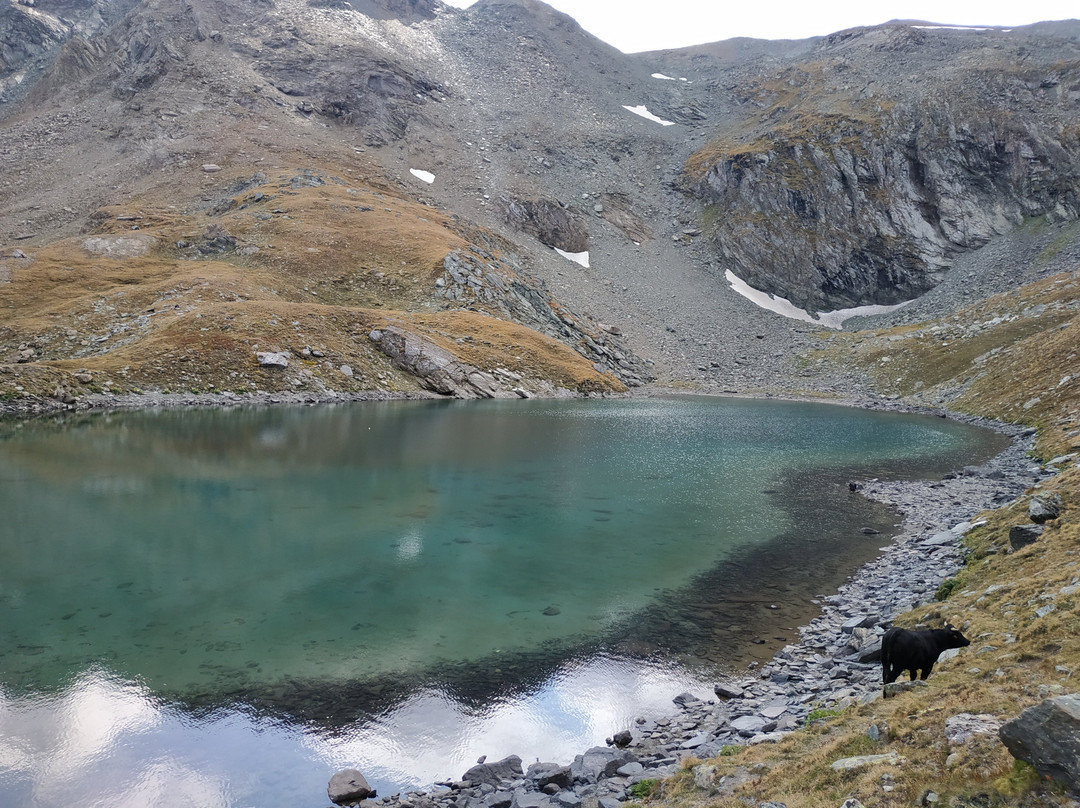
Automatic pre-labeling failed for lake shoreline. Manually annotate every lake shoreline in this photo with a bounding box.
[339,400,1042,808]
[0,385,1044,806]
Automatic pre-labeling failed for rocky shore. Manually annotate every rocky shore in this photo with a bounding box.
[327,414,1046,808]
[0,388,1048,807]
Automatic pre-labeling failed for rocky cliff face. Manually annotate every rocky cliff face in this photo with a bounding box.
[685,24,1080,312]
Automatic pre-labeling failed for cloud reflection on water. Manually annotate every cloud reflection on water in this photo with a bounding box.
[304,653,716,790]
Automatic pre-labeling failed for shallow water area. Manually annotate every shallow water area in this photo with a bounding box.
[0,396,1005,806]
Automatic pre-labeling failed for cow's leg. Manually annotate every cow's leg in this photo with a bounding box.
[908,668,918,681]
[919,662,934,680]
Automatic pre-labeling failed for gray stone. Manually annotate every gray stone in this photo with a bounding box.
[464,755,524,787]
[1009,523,1044,551]
[730,715,767,734]
[597,798,621,808]
[570,747,635,783]
[679,733,709,749]
[921,531,954,547]
[672,692,702,707]
[526,763,572,790]
[554,792,580,808]
[370,326,505,399]
[609,730,632,749]
[944,713,1002,745]
[691,764,720,792]
[760,699,789,719]
[714,682,746,699]
[340,365,354,377]
[1029,493,1063,523]
[256,351,290,368]
[1000,693,1080,792]
[883,680,929,698]
[328,769,376,805]
[841,614,875,633]
[512,792,552,808]
[615,762,643,777]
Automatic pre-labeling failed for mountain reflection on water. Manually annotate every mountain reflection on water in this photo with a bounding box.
[0,397,1006,806]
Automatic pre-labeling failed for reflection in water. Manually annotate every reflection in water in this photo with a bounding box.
[0,658,716,806]
[0,398,1006,806]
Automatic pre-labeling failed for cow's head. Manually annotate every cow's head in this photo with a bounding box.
[943,623,971,647]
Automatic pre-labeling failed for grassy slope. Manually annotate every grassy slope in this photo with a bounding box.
[641,269,1080,808]
[0,161,623,400]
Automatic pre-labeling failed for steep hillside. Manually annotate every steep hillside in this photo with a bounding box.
[682,22,1080,313]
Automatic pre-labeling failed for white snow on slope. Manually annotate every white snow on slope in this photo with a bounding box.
[555,248,590,268]
[410,169,435,184]
[651,73,676,80]
[725,269,909,329]
[622,105,675,126]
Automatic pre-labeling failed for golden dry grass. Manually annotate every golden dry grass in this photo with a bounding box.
[0,161,622,400]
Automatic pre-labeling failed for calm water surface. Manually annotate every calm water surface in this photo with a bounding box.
[0,397,1004,807]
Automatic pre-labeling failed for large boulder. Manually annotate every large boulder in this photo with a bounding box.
[463,754,524,787]
[328,769,376,805]
[369,326,502,398]
[569,746,636,783]
[999,694,1080,793]
[1029,493,1063,524]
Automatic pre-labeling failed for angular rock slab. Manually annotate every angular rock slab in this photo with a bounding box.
[1000,694,1080,793]
[464,754,524,787]
[328,769,376,805]
[1029,492,1063,523]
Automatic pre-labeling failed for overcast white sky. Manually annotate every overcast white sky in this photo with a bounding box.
[443,0,1079,53]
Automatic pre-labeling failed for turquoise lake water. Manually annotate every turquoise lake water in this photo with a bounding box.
[0,397,1004,806]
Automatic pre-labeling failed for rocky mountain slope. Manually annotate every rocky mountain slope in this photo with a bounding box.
[5,0,1076,405]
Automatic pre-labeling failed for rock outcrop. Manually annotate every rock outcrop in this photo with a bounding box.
[369,326,503,398]
[1000,693,1080,794]
[687,24,1080,313]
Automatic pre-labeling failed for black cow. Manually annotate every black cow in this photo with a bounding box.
[881,625,970,684]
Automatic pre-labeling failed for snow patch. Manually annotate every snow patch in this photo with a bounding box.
[651,73,676,80]
[409,169,435,184]
[555,248,590,268]
[725,269,909,329]
[622,105,675,126]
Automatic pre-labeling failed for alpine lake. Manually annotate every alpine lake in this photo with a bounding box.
[0,396,1007,807]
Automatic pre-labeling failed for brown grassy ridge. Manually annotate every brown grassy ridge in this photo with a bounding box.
[638,269,1080,808]
[0,162,622,400]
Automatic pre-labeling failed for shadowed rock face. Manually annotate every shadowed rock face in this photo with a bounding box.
[1000,693,1080,793]
[686,24,1080,313]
